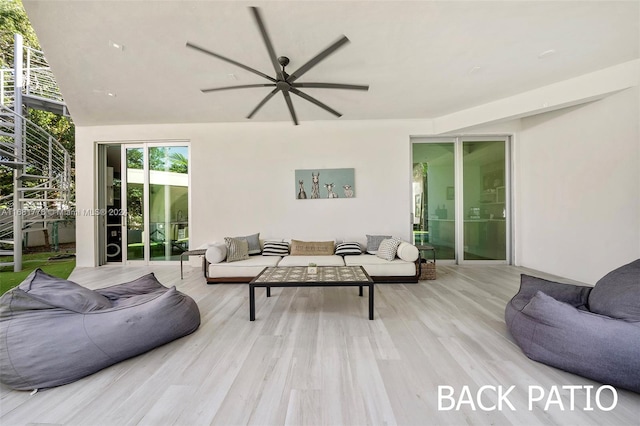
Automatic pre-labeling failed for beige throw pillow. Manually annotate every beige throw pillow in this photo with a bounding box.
[290,240,335,256]
[224,237,250,262]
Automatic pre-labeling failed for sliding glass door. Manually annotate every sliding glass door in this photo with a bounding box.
[122,143,189,263]
[462,139,507,261]
[412,141,456,259]
[412,137,510,263]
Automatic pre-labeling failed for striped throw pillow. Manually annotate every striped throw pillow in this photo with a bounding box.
[224,237,249,262]
[262,241,289,256]
[335,242,362,256]
[376,238,402,261]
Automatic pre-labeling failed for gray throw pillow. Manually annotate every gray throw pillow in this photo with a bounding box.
[235,232,261,255]
[589,259,640,321]
[366,234,392,254]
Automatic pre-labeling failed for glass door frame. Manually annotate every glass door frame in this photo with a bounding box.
[122,144,147,265]
[118,141,190,265]
[410,135,512,264]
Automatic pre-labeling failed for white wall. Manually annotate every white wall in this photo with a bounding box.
[74,63,639,281]
[75,119,434,267]
[515,87,640,284]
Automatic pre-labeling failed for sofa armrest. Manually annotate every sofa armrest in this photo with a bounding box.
[510,274,591,310]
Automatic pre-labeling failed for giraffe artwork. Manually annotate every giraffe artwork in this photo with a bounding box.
[295,168,355,200]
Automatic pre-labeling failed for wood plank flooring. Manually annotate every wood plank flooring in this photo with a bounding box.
[1,264,639,425]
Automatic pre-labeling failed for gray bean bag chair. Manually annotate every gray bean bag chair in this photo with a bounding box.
[0,269,200,391]
[505,259,640,393]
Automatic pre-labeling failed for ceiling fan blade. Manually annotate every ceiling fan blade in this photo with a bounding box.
[201,83,276,93]
[291,82,369,91]
[290,88,341,118]
[287,36,350,83]
[247,88,279,119]
[186,41,276,82]
[282,91,299,125]
[250,7,283,80]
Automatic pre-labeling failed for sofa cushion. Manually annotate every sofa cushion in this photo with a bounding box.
[335,242,362,256]
[205,243,227,264]
[208,255,281,278]
[589,259,640,322]
[262,241,289,256]
[376,238,402,261]
[278,255,345,267]
[345,255,416,277]
[224,237,250,262]
[290,240,335,256]
[396,242,419,262]
[18,269,112,313]
[366,234,391,254]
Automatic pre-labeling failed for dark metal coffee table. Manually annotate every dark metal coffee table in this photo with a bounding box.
[249,266,374,321]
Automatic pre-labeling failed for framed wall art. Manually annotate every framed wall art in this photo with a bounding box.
[295,168,355,199]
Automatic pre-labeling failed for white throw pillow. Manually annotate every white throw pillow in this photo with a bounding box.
[396,242,419,262]
[205,243,227,264]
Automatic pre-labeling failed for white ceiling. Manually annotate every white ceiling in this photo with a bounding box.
[23,1,640,127]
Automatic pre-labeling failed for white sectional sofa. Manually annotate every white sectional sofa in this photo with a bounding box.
[203,238,421,284]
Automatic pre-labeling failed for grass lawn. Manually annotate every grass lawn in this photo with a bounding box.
[0,252,76,295]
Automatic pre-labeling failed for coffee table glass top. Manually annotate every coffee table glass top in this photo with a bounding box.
[253,266,371,283]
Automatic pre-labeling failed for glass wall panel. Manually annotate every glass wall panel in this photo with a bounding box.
[126,147,145,261]
[412,142,456,260]
[148,146,189,261]
[462,140,506,260]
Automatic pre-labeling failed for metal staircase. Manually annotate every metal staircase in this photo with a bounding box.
[0,34,73,271]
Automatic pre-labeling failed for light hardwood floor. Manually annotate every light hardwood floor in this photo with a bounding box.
[1,264,639,425]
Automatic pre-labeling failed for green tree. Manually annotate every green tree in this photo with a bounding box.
[0,0,38,68]
[1,0,75,195]
[169,152,188,174]
[1,0,75,250]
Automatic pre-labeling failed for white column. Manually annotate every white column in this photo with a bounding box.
[13,33,23,272]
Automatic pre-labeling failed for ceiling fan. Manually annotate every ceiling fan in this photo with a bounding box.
[186,6,369,125]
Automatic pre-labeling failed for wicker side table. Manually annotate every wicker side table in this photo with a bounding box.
[416,244,436,280]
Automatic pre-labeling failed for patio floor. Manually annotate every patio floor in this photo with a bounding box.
[1,264,639,425]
